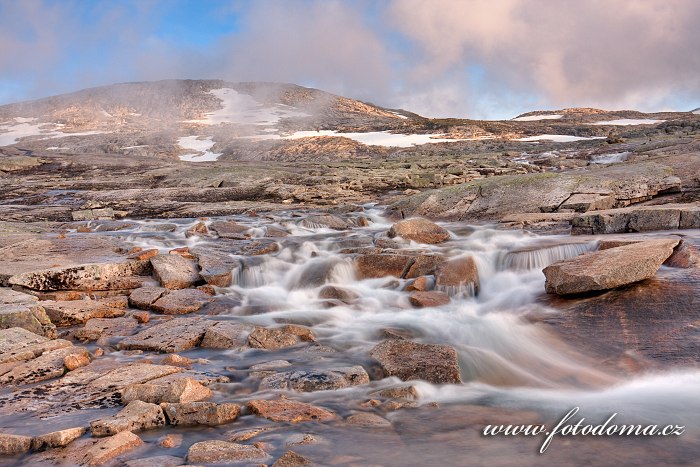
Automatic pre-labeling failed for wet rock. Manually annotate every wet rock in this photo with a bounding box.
[244,240,280,256]
[289,257,351,289]
[0,327,72,366]
[435,256,480,296]
[248,325,315,350]
[346,412,392,428]
[187,440,271,464]
[543,239,680,295]
[161,401,240,426]
[127,248,159,261]
[228,426,279,442]
[404,254,445,279]
[247,399,336,423]
[0,345,90,385]
[571,204,700,235]
[151,288,212,315]
[209,220,250,238]
[249,360,293,379]
[150,254,201,289]
[90,400,166,437]
[318,285,358,303]
[128,286,167,309]
[370,340,461,384]
[260,365,370,392]
[355,254,414,279]
[185,221,209,238]
[388,218,450,244]
[273,450,315,467]
[0,434,32,455]
[190,249,239,287]
[9,260,151,292]
[665,240,700,268]
[265,226,290,237]
[122,377,212,404]
[300,214,350,230]
[285,433,319,447]
[63,352,90,371]
[73,317,139,341]
[41,297,127,326]
[157,434,182,448]
[124,455,184,467]
[371,385,419,400]
[118,318,210,353]
[0,288,56,338]
[404,275,434,292]
[81,431,144,466]
[31,427,85,451]
[408,291,450,308]
[160,354,193,367]
[201,321,255,349]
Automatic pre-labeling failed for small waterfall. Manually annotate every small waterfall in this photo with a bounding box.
[231,256,289,288]
[590,152,630,164]
[495,242,596,271]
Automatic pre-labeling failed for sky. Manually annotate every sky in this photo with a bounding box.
[1,0,699,119]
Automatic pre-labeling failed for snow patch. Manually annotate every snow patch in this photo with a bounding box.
[282,130,474,147]
[0,118,106,146]
[516,134,606,143]
[592,119,664,125]
[186,88,308,126]
[178,136,221,162]
[512,114,563,122]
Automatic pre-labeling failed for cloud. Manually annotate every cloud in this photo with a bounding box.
[1,0,699,118]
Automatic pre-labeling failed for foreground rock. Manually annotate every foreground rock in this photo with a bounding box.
[248,325,315,350]
[118,318,210,353]
[82,432,144,466]
[150,254,201,289]
[387,218,450,244]
[408,291,450,308]
[31,427,86,451]
[161,401,240,426]
[150,288,213,315]
[248,399,336,423]
[187,440,271,464]
[90,400,166,437]
[40,296,127,326]
[128,286,167,309]
[435,256,480,296]
[0,288,56,337]
[0,434,32,455]
[122,377,212,404]
[370,340,461,384]
[571,204,700,235]
[0,344,90,385]
[260,366,370,392]
[543,238,680,295]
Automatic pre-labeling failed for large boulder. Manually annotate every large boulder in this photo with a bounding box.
[387,218,450,244]
[435,256,480,296]
[543,238,680,295]
[150,288,212,315]
[571,204,700,235]
[259,366,370,392]
[369,340,461,384]
[150,255,201,290]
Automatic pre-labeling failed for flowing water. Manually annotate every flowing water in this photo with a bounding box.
[3,208,700,465]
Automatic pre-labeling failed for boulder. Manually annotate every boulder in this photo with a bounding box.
[151,288,212,315]
[248,325,315,350]
[80,431,143,467]
[259,366,370,392]
[299,215,349,230]
[187,440,270,464]
[41,297,127,326]
[31,427,85,451]
[273,450,314,467]
[355,254,413,279]
[0,345,90,385]
[125,455,184,467]
[247,399,336,423]
[435,256,480,296]
[404,276,434,292]
[0,433,32,455]
[318,285,358,302]
[571,204,700,235]
[0,288,56,338]
[150,254,200,289]
[387,218,450,244]
[161,401,240,426]
[369,340,461,384]
[201,321,254,349]
[73,317,139,341]
[118,318,210,353]
[121,377,212,404]
[90,400,166,437]
[346,413,392,428]
[0,327,72,366]
[408,291,450,308]
[543,238,680,295]
[128,287,167,309]
[209,220,249,238]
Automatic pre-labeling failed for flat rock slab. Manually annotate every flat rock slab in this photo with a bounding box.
[260,365,370,392]
[41,297,127,326]
[90,400,166,437]
[0,327,72,366]
[0,433,32,455]
[128,287,167,309]
[248,325,315,350]
[408,291,451,308]
[122,377,212,404]
[187,440,270,464]
[370,339,462,384]
[571,203,700,235]
[0,345,89,386]
[543,239,680,295]
[247,399,336,423]
[0,288,56,337]
[118,318,211,353]
[73,317,139,341]
[150,254,201,289]
[201,321,255,349]
[161,401,240,426]
[31,427,86,451]
[151,288,213,315]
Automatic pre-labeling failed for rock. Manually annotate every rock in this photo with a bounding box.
[318,285,358,303]
[665,240,700,268]
[191,249,239,287]
[285,433,319,447]
[571,204,700,235]
[81,431,143,466]
[249,360,293,378]
[160,354,193,367]
[0,433,32,455]
[0,327,72,366]
[355,254,414,279]
[248,399,336,423]
[0,345,90,385]
[31,427,85,451]
[150,254,201,289]
[73,317,139,341]
[185,221,209,238]
[169,247,196,260]
[404,276,434,292]
[408,291,450,308]
[369,340,461,384]
[187,440,271,464]
[388,218,450,244]
[543,239,680,295]
[9,260,151,292]
[404,254,445,279]
[273,450,314,467]
[151,288,212,315]
[371,385,418,400]
[90,400,166,437]
[209,220,250,238]
[244,240,280,256]
[127,248,159,261]
[299,215,350,230]
[157,434,182,449]
[129,287,167,309]
[346,413,392,428]
[41,297,127,326]
[248,325,315,350]
[118,318,210,353]
[265,226,290,237]
[0,288,57,338]
[161,401,240,426]
[435,256,480,296]
[63,352,90,371]
[259,366,370,392]
[122,377,212,404]
[124,455,184,467]
[200,321,255,349]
